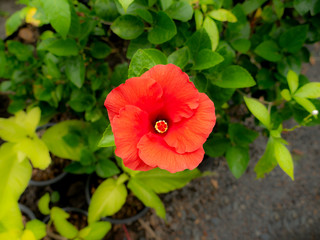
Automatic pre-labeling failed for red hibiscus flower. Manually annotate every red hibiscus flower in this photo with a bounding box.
[104,64,216,173]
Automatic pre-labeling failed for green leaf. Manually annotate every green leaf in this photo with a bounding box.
[254,137,277,179]
[96,159,120,178]
[38,193,51,215]
[126,33,152,59]
[64,162,95,174]
[203,16,219,51]
[111,62,129,86]
[0,81,11,92]
[41,0,71,38]
[273,139,294,180]
[5,10,24,36]
[133,168,200,194]
[128,48,167,78]
[65,55,85,88]
[242,0,268,15]
[228,123,258,147]
[98,125,115,147]
[25,220,46,240]
[0,51,6,78]
[273,0,284,18]
[43,39,78,56]
[203,134,231,157]
[192,49,224,70]
[293,96,316,113]
[111,15,144,40]
[186,28,212,59]
[148,11,177,44]
[281,89,292,101]
[208,9,237,22]
[287,70,299,94]
[118,0,134,12]
[135,9,153,24]
[128,178,166,219]
[116,156,141,177]
[160,0,173,10]
[226,146,249,179]
[279,25,308,53]
[7,40,33,61]
[51,207,78,239]
[80,148,96,166]
[88,177,128,223]
[230,38,251,53]
[165,1,193,22]
[167,47,190,69]
[68,89,96,112]
[254,40,282,62]
[78,222,111,240]
[244,96,271,128]
[16,137,51,170]
[51,191,60,203]
[69,3,81,38]
[90,41,111,59]
[62,132,80,148]
[211,65,256,88]
[42,120,87,161]
[294,82,320,99]
[293,0,313,15]
[94,0,119,22]
[194,9,203,30]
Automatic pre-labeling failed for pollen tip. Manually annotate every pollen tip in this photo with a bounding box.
[155,120,168,134]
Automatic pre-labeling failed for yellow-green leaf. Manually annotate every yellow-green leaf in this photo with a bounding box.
[203,16,219,51]
[208,9,237,22]
[243,96,271,129]
[0,201,23,234]
[293,96,316,113]
[88,177,127,223]
[128,178,166,219]
[0,143,31,217]
[21,230,36,240]
[16,137,51,170]
[133,168,200,193]
[194,9,203,30]
[0,118,28,142]
[42,120,87,161]
[273,139,294,180]
[78,222,111,240]
[294,82,320,99]
[38,193,51,215]
[281,89,291,101]
[51,207,78,239]
[287,70,299,94]
[25,220,46,240]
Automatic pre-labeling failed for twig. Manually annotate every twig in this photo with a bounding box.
[138,219,161,240]
[122,224,132,240]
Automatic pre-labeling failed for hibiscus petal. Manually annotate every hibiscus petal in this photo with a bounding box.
[112,105,154,171]
[138,133,205,173]
[164,93,216,153]
[105,77,163,122]
[141,64,200,122]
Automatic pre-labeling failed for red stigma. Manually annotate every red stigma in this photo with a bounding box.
[155,120,168,134]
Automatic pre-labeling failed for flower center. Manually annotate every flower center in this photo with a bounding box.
[155,120,168,134]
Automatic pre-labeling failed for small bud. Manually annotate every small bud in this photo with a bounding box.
[312,110,319,116]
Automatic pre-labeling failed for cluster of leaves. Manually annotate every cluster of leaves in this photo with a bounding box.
[1,0,320,238]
